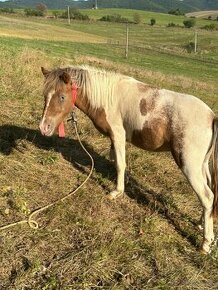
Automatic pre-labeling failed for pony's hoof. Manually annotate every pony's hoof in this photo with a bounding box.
[197,224,204,231]
[201,239,214,254]
[107,190,124,200]
[200,248,209,255]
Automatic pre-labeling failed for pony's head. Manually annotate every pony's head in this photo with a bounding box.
[39,67,73,136]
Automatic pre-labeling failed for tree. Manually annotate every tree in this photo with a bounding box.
[183,19,196,28]
[60,8,90,21]
[168,8,184,16]
[24,8,43,17]
[150,18,156,26]
[36,3,47,14]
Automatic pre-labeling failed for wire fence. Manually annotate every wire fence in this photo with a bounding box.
[106,34,218,65]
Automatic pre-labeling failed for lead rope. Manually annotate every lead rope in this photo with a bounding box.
[0,118,94,231]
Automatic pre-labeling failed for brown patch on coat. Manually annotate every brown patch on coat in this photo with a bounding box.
[139,99,148,116]
[169,114,185,169]
[170,134,184,168]
[131,117,170,151]
[139,89,159,116]
[76,95,113,139]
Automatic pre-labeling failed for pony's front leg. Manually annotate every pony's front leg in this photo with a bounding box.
[197,211,204,231]
[109,143,115,161]
[108,128,126,200]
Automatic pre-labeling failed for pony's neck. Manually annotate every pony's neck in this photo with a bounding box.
[74,88,112,137]
[75,88,90,115]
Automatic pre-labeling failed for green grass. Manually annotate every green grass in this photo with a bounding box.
[0,10,218,289]
[0,35,217,94]
[0,14,217,88]
[83,8,216,27]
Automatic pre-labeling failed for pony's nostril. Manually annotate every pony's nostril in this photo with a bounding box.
[44,124,52,134]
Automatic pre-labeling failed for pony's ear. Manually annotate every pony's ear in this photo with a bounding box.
[41,67,50,77]
[59,71,71,84]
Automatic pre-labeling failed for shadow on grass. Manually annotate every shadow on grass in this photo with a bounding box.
[0,124,200,248]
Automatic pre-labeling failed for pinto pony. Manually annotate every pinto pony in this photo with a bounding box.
[39,66,218,253]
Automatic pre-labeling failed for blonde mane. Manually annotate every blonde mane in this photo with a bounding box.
[44,66,123,110]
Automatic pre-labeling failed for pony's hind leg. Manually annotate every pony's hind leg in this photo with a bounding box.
[202,154,212,189]
[182,163,214,253]
[198,157,212,231]
[171,117,214,253]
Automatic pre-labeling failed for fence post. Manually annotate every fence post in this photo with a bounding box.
[194,31,198,53]
[125,23,129,58]
[67,6,71,25]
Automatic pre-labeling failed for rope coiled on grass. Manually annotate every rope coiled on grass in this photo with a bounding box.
[0,122,94,231]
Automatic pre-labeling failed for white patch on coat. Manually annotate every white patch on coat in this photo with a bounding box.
[39,90,54,129]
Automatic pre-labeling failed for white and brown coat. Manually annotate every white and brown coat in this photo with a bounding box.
[40,66,218,254]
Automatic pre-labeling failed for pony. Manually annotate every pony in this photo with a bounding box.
[39,65,218,254]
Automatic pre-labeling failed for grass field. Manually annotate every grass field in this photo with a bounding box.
[0,9,218,289]
[66,8,216,27]
[186,10,218,20]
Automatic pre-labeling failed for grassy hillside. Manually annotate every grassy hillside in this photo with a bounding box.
[186,10,218,19]
[0,11,218,289]
[0,0,218,12]
[84,8,217,26]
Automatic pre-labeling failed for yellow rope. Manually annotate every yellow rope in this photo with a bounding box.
[0,122,94,231]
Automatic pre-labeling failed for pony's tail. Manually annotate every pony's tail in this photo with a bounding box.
[211,117,218,217]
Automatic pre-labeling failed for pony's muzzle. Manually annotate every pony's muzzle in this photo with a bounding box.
[39,119,54,136]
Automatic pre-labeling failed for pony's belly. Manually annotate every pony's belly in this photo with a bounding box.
[129,119,170,151]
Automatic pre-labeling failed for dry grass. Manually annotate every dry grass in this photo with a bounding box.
[0,15,106,43]
[0,45,218,290]
[186,10,218,19]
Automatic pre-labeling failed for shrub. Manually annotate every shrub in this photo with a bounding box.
[100,14,129,23]
[0,7,14,14]
[183,19,195,28]
[150,18,156,26]
[52,10,61,19]
[167,22,176,27]
[60,8,89,21]
[201,23,217,31]
[24,8,44,17]
[184,41,195,53]
[133,12,141,24]
[168,8,184,16]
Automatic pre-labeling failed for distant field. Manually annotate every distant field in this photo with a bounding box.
[0,10,218,289]
[14,7,217,27]
[0,13,217,87]
[83,8,216,27]
[186,10,218,19]
[0,15,106,43]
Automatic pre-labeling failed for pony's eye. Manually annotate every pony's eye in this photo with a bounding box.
[60,95,65,102]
